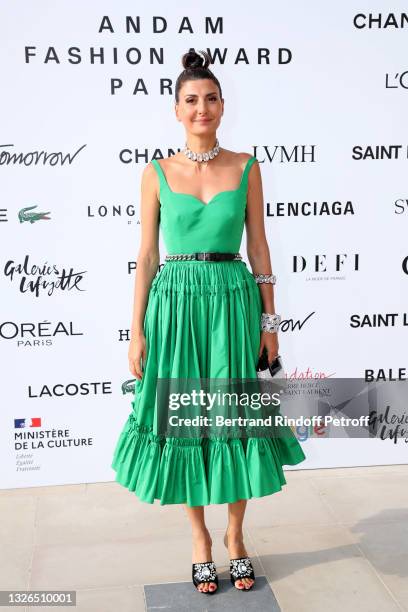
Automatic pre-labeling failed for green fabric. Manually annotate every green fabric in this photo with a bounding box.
[111,156,306,506]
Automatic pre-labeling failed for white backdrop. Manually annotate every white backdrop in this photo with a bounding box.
[1,0,407,489]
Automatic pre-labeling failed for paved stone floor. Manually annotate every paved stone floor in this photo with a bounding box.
[1,464,407,611]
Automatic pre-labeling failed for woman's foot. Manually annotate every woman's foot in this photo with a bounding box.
[192,529,217,593]
[224,528,255,590]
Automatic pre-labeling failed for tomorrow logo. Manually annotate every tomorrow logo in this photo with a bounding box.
[0,143,87,166]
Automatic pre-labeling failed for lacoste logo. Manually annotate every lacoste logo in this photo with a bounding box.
[18,205,51,224]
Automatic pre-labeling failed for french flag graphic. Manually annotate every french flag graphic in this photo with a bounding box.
[14,418,42,428]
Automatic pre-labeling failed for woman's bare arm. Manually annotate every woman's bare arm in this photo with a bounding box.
[245,156,279,361]
[129,162,160,378]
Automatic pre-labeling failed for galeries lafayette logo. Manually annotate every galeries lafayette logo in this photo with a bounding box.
[3,255,87,296]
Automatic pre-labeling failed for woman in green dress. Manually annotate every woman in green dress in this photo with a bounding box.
[111,47,306,595]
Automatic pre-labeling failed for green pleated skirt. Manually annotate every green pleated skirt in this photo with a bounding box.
[111,260,306,506]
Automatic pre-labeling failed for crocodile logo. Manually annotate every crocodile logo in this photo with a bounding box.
[121,379,136,395]
[18,205,51,224]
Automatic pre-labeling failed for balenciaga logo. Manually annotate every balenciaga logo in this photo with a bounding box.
[267,200,354,217]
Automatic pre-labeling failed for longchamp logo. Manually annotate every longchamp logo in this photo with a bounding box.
[3,255,87,296]
[87,203,136,220]
[19,205,51,223]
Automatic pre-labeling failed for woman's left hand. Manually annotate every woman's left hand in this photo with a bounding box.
[258,331,279,364]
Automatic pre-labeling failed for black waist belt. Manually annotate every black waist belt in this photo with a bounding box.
[165,252,242,262]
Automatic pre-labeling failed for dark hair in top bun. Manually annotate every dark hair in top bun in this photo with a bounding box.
[175,48,223,103]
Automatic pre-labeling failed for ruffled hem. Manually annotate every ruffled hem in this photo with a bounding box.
[111,411,306,507]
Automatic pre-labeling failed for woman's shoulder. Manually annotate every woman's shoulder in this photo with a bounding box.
[238,151,255,161]
[222,149,256,170]
[144,157,176,183]
[240,152,257,171]
[149,154,184,173]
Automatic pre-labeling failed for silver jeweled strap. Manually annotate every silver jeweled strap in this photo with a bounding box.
[230,557,254,579]
[253,273,276,284]
[261,312,281,333]
[193,561,217,582]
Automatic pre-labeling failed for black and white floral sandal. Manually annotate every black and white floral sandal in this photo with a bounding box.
[229,557,256,591]
[192,561,219,594]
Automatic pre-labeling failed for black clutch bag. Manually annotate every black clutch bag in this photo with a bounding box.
[256,347,284,379]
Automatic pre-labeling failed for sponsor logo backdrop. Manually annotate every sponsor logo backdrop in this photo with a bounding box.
[1,2,407,488]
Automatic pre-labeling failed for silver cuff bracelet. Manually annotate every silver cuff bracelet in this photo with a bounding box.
[260,312,281,333]
[253,273,276,285]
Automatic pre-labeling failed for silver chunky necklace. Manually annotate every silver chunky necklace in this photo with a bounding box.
[182,138,220,162]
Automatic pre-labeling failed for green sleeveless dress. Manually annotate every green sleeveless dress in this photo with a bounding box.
[111,155,306,506]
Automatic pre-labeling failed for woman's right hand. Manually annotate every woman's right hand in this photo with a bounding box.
[128,334,147,380]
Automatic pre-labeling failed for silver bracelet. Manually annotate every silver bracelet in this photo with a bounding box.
[253,273,276,285]
[261,312,281,333]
